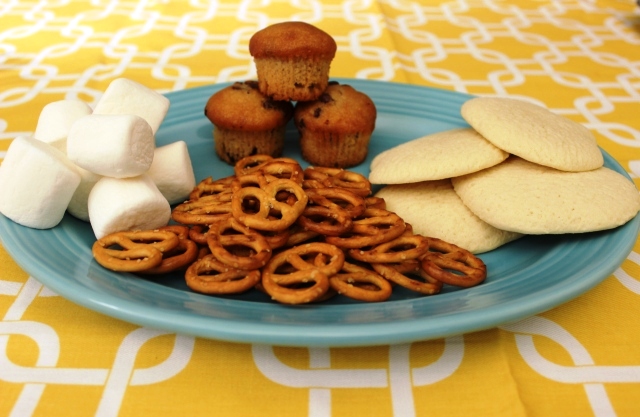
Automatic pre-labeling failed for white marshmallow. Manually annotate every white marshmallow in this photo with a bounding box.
[67,114,155,178]
[93,78,170,134]
[33,100,93,152]
[0,136,80,229]
[88,174,171,239]
[147,141,196,204]
[67,166,102,221]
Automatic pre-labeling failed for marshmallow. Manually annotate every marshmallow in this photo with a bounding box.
[33,100,93,152]
[67,114,155,178]
[67,166,102,221]
[147,141,196,204]
[93,78,170,134]
[0,136,80,229]
[88,174,171,239]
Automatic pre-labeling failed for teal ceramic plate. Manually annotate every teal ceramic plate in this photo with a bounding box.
[1,79,638,347]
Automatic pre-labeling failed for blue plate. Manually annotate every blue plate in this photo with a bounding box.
[1,79,638,347]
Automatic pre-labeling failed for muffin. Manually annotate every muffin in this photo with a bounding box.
[204,81,294,164]
[294,82,376,168]
[249,22,337,102]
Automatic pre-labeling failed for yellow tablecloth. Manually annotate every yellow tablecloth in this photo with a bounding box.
[2,1,640,416]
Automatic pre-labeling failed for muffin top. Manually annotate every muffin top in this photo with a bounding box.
[204,81,293,131]
[249,22,337,60]
[294,82,376,133]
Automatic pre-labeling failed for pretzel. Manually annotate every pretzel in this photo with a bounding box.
[297,205,352,236]
[234,154,275,177]
[307,187,365,218]
[188,224,210,245]
[284,224,320,247]
[158,224,190,239]
[372,261,442,295]
[259,158,304,184]
[92,230,180,272]
[259,243,345,304]
[325,208,406,249]
[330,262,392,302]
[230,172,271,193]
[231,178,308,232]
[207,216,272,270]
[266,242,345,278]
[140,236,199,274]
[261,268,330,304]
[234,155,304,184]
[189,176,234,201]
[296,187,360,236]
[348,233,429,264]
[364,196,386,210]
[172,195,232,225]
[303,166,371,197]
[421,238,487,287]
[185,255,261,294]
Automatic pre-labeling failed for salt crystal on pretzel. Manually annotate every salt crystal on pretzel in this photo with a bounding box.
[147,141,196,204]
[67,114,155,178]
[88,174,171,239]
[34,99,93,152]
[0,136,80,229]
[93,78,169,134]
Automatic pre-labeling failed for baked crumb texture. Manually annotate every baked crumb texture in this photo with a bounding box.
[204,81,293,164]
[254,57,332,102]
[294,83,377,168]
[249,21,337,102]
[213,126,286,164]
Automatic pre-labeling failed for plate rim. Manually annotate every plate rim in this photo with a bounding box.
[1,79,638,347]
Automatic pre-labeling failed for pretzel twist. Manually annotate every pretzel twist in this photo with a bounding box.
[231,178,308,232]
[172,195,232,225]
[303,166,371,197]
[329,262,392,302]
[372,262,443,295]
[421,238,487,287]
[325,208,406,249]
[348,233,429,264]
[207,216,272,270]
[92,230,180,272]
[185,255,261,294]
[260,242,344,304]
[189,176,234,201]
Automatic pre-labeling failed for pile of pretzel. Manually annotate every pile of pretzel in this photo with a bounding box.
[92,155,487,304]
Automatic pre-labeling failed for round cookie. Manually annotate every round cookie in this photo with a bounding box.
[294,82,376,168]
[451,156,640,234]
[249,22,337,102]
[369,127,508,184]
[204,81,293,164]
[376,180,522,254]
[461,97,603,172]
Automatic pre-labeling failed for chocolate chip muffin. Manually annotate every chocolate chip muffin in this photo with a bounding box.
[294,82,376,168]
[249,22,337,102]
[204,81,294,164]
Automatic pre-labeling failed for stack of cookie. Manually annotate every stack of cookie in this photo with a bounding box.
[368,97,640,253]
[205,22,376,168]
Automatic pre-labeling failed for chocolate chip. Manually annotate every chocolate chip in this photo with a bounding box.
[319,93,332,103]
[294,82,304,88]
[263,100,278,110]
[313,107,322,118]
